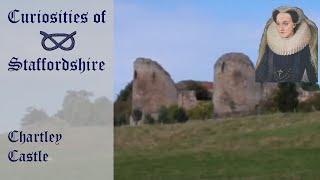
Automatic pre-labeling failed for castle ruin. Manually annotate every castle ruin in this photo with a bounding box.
[132,58,178,124]
[130,53,317,124]
[213,53,262,117]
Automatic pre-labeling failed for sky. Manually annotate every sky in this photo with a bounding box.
[0,1,319,133]
[115,0,320,97]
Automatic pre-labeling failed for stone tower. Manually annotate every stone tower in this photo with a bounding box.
[213,53,262,117]
[132,58,178,120]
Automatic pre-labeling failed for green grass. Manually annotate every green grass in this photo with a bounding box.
[115,112,320,180]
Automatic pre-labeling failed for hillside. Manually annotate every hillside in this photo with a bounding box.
[115,112,320,179]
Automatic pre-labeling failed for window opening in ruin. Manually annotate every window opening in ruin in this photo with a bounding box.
[221,62,225,73]
[134,70,137,79]
[152,72,156,82]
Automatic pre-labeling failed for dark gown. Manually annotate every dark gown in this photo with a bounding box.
[256,45,317,82]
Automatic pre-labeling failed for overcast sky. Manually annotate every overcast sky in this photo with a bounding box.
[115,0,320,96]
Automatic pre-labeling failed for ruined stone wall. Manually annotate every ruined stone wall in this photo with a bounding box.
[178,90,198,110]
[297,88,320,102]
[129,52,319,123]
[257,83,278,101]
[132,58,178,118]
[213,53,262,117]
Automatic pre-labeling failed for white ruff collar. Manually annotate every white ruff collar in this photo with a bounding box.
[267,21,311,56]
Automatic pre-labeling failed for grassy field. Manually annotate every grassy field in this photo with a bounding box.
[115,112,320,180]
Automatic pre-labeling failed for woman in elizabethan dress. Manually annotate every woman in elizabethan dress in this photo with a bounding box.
[256,6,318,82]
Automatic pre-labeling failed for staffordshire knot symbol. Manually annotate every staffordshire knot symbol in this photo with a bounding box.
[40,31,77,51]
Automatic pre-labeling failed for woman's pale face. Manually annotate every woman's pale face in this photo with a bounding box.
[276,12,295,38]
